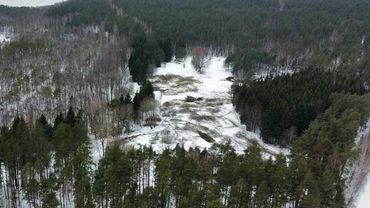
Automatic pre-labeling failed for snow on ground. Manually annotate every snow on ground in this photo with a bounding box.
[253,66,294,80]
[353,118,370,208]
[0,28,13,48]
[356,172,370,208]
[355,119,370,145]
[0,0,65,7]
[0,33,11,45]
[121,56,289,155]
[90,134,104,165]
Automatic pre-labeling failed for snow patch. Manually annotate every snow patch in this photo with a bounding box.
[253,64,294,80]
[355,118,370,145]
[0,32,11,45]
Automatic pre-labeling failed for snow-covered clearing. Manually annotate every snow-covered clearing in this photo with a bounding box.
[120,56,289,155]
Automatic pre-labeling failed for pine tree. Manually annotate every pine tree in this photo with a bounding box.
[124,93,132,104]
[254,180,270,207]
[155,149,172,208]
[54,113,64,128]
[301,172,321,208]
[66,107,76,126]
[133,93,141,122]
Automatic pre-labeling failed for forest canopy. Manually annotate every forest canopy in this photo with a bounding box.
[0,0,370,207]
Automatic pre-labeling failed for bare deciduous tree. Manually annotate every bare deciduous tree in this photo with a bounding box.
[116,104,134,133]
[90,110,113,155]
[191,47,209,73]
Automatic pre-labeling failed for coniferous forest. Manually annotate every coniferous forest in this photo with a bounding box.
[1,0,370,207]
[0,82,369,207]
[233,70,367,146]
[1,94,370,207]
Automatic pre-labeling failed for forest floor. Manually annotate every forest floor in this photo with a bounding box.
[118,56,289,156]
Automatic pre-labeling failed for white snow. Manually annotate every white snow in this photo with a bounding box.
[355,119,370,145]
[122,56,289,155]
[354,118,370,208]
[356,172,370,208]
[0,33,11,45]
[253,64,294,80]
[90,134,104,165]
[0,27,13,47]
[361,35,366,46]
[0,0,65,7]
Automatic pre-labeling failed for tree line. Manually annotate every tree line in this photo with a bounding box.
[45,0,370,81]
[113,0,370,73]
[1,93,369,207]
[0,107,93,207]
[47,0,176,83]
[233,69,367,147]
